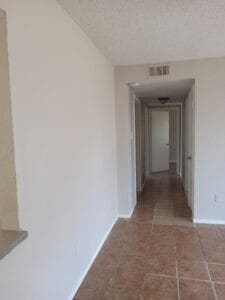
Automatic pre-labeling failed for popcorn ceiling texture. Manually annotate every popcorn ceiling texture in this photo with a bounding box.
[58,0,225,65]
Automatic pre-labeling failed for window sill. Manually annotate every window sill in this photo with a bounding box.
[0,229,28,260]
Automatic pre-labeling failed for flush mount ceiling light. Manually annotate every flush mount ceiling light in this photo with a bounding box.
[158,97,170,104]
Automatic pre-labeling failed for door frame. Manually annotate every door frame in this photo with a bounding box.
[128,78,195,217]
[148,104,183,177]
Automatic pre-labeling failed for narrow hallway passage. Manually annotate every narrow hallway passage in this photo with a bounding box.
[75,169,225,300]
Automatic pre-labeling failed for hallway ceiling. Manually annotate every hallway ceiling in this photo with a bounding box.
[58,0,225,65]
[131,79,194,105]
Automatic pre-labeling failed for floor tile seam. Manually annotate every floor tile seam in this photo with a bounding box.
[207,262,225,266]
[205,261,218,300]
[173,226,180,300]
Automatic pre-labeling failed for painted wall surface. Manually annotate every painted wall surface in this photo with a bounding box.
[134,100,148,192]
[0,1,117,299]
[114,57,225,221]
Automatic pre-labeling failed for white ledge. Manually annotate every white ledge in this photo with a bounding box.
[0,229,28,260]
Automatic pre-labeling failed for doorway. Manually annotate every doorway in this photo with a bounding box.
[129,78,195,219]
[151,110,169,173]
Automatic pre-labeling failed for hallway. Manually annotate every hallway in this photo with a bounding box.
[75,171,225,300]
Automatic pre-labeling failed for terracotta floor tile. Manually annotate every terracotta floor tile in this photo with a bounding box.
[153,215,174,225]
[153,224,174,232]
[132,214,153,224]
[109,255,147,293]
[124,239,149,257]
[214,283,225,300]
[175,241,204,261]
[73,167,217,299]
[142,274,178,300]
[196,224,223,241]
[148,254,176,276]
[177,259,209,280]
[208,263,225,282]
[74,288,94,300]
[154,208,174,217]
[217,226,225,241]
[149,241,176,258]
[174,226,197,242]
[179,279,215,300]
[74,288,105,300]
[80,266,115,291]
[104,290,141,300]
[202,240,225,264]
[173,216,194,227]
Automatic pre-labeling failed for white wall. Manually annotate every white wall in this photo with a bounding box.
[114,57,225,222]
[0,1,117,299]
[134,99,148,192]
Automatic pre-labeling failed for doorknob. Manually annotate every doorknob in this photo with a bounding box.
[187,156,192,160]
[166,144,169,146]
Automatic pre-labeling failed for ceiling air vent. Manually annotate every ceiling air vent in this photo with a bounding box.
[149,65,170,77]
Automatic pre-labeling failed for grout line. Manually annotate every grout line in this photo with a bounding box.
[175,259,180,300]
[147,273,177,278]
[172,226,180,300]
[213,281,225,285]
[194,224,218,300]
[207,262,225,266]
[205,262,218,300]
[179,277,210,283]
[196,224,217,300]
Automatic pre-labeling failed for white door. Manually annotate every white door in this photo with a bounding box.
[152,111,169,172]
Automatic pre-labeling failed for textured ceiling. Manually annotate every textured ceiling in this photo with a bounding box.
[58,0,225,65]
[131,79,194,104]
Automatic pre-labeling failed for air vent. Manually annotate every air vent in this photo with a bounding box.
[149,64,170,77]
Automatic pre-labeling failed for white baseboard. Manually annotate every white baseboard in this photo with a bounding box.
[193,219,225,225]
[118,213,132,219]
[69,216,118,300]
[118,205,136,219]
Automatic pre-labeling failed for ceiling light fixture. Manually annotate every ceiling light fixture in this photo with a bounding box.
[158,97,170,104]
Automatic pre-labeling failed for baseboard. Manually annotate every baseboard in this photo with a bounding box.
[68,216,118,300]
[193,219,225,225]
[118,213,132,218]
[118,205,136,219]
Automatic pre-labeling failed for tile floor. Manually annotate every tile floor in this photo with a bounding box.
[74,168,225,299]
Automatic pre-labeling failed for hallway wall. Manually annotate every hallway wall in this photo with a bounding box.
[0,1,117,299]
[134,100,148,192]
[115,57,225,222]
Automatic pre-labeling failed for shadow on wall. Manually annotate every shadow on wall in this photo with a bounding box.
[0,9,19,230]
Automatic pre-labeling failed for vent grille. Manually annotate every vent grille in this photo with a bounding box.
[149,65,170,77]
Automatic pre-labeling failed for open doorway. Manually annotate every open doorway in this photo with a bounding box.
[130,78,195,224]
